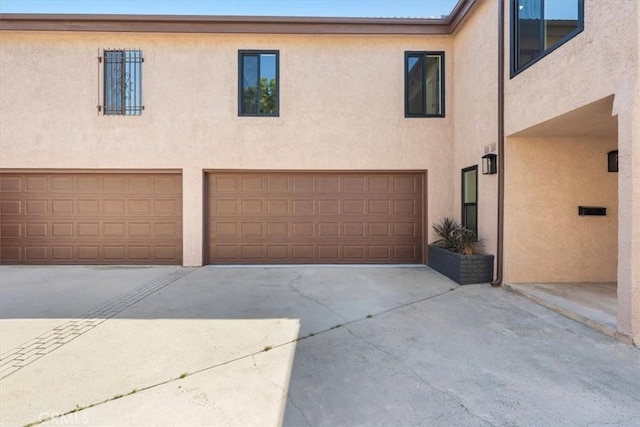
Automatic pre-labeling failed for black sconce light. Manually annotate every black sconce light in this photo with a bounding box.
[607,150,618,172]
[482,153,497,175]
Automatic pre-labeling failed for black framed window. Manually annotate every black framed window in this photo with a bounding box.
[405,51,444,117]
[238,50,279,116]
[103,50,143,115]
[462,166,478,235]
[512,0,584,76]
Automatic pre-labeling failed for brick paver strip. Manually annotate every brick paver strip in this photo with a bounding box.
[0,267,197,381]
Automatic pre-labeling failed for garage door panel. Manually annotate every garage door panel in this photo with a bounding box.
[267,176,289,191]
[293,222,313,238]
[1,177,22,192]
[0,173,182,265]
[267,200,288,215]
[207,172,424,264]
[343,176,365,191]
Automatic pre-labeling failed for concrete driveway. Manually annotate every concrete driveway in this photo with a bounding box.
[1,266,638,426]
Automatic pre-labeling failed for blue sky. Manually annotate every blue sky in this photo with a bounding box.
[0,1,461,18]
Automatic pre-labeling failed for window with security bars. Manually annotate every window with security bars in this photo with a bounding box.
[102,50,143,115]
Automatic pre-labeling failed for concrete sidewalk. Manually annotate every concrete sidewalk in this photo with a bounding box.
[1,266,638,426]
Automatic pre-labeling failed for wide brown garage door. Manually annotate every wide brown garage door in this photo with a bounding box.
[0,172,182,264]
[207,172,424,264]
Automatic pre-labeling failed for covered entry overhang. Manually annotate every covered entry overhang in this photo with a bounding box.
[503,94,639,345]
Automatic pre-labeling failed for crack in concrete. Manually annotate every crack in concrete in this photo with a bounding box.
[286,272,347,322]
[251,354,312,427]
[344,326,497,427]
[19,278,459,426]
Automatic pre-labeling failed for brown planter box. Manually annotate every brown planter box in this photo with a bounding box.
[428,244,494,285]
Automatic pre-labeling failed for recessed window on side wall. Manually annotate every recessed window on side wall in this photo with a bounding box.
[238,50,279,116]
[512,0,584,76]
[462,166,478,235]
[102,50,143,116]
[405,52,444,117]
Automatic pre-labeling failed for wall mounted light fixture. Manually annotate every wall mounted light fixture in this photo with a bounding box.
[482,153,497,175]
[607,150,618,172]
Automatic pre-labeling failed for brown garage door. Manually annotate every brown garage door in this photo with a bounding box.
[207,172,424,264]
[0,172,182,265]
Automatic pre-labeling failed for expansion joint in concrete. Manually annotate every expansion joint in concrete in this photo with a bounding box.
[0,267,198,381]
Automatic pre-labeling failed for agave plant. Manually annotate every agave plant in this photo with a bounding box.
[453,227,482,255]
[432,217,459,250]
[432,217,482,255]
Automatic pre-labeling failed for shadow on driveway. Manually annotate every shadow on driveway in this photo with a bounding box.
[1,265,638,426]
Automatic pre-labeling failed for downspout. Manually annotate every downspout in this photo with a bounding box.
[491,0,505,287]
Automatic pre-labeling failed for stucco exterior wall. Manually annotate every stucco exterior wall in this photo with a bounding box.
[614,0,640,344]
[0,31,454,265]
[452,0,498,258]
[501,0,638,343]
[504,0,637,136]
[504,136,618,283]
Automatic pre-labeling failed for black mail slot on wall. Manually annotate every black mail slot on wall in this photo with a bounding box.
[578,206,607,216]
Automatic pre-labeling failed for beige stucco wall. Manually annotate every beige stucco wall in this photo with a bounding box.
[504,136,618,283]
[501,0,638,344]
[452,0,498,258]
[504,0,637,136]
[614,0,640,344]
[0,31,454,265]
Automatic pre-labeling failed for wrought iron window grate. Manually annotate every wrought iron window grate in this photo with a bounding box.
[102,49,143,115]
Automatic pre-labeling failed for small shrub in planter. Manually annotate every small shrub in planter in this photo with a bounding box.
[428,217,494,285]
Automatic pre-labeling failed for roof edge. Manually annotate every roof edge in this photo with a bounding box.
[0,1,475,35]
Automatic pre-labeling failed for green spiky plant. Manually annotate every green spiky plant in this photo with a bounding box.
[432,217,482,255]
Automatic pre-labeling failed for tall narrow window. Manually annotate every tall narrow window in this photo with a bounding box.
[512,0,583,75]
[462,166,478,235]
[405,52,444,117]
[239,50,279,116]
[103,50,143,115]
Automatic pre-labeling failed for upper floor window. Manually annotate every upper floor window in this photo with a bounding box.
[102,49,143,115]
[512,0,584,75]
[405,52,444,118]
[238,50,279,116]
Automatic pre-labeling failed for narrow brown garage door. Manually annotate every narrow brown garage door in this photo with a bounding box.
[207,172,424,264]
[0,172,182,265]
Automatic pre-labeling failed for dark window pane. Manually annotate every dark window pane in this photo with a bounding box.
[463,204,478,235]
[517,0,542,70]
[259,54,277,115]
[425,55,442,116]
[239,51,278,116]
[407,55,424,115]
[462,167,478,234]
[242,54,259,115]
[544,0,579,49]
[513,0,583,74]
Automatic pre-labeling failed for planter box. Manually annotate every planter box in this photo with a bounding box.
[428,244,494,285]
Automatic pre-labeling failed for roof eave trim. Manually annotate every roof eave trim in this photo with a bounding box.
[0,1,476,35]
